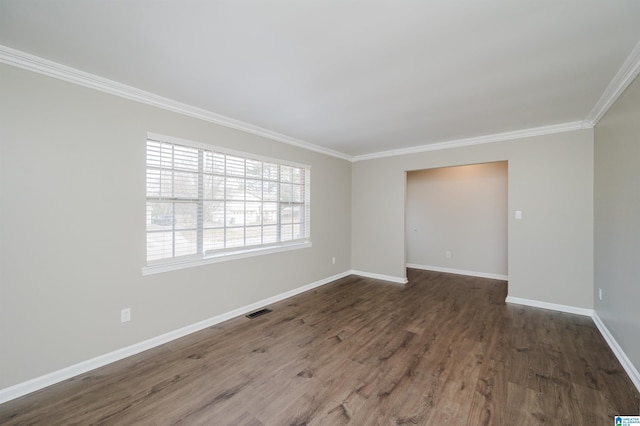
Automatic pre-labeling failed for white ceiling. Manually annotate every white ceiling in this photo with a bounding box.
[1,1,640,157]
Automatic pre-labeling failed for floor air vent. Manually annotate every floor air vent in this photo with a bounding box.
[246,308,272,319]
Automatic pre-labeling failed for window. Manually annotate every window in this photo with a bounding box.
[144,134,310,274]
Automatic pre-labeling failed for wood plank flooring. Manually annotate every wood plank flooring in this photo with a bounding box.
[1,269,638,425]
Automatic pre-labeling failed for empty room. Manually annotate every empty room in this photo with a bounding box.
[1,1,640,424]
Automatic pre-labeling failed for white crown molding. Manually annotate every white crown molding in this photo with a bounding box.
[406,263,508,281]
[352,120,591,162]
[586,39,640,126]
[4,42,633,164]
[0,44,352,162]
[0,270,353,404]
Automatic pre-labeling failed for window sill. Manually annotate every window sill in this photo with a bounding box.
[142,241,312,276]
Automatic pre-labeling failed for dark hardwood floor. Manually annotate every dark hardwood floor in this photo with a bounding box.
[1,269,639,425]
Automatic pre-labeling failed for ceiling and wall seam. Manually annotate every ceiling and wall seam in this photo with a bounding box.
[350,121,592,162]
[1,42,638,162]
[0,45,351,162]
[586,39,640,126]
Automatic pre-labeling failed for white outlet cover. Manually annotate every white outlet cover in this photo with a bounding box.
[121,308,131,323]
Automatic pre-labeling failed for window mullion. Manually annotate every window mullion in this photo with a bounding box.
[197,150,204,254]
[223,155,227,249]
[276,166,281,242]
[171,144,176,259]
[261,172,265,245]
[146,137,310,267]
[243,159,247,247]
[301,171,307,240]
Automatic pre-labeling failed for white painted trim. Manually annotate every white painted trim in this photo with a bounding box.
[351,121,591,162]
[591,312,640,393]
[4,42,635,163]
[0,45,598,166]
[147,132,312,170]
[506,296,593,317]
[406,263,508,281]
[2,271,637,404]
[143,241,312,276]
[0,45,601,164]
[0,271,352,405]
[350,269,408,284]
[0,45,351,162]
[586,39,640,126]
[505,297,640,393]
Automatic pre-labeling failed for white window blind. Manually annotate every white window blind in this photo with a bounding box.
[145,137,310,269]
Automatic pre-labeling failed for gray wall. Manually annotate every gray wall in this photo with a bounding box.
[352,129,594,307]
[0,63,352,389]
[406,162,508,277]
[2,57,624,392]
[594,75,640,373]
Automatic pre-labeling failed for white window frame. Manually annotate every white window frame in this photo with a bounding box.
[143,133,311,275]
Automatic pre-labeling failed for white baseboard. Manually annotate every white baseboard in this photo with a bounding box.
[406,263,508,281]
[5,272,636,406]
[0,270,352,405]
[350,269,408,284]
[592,312,640,393]
[506,296,640,393]
[505,295,593,317]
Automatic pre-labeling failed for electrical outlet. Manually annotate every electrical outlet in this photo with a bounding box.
[598,288,603,301]
[332,256,336,265]
[445,251,452,259]
[121,308,131,323]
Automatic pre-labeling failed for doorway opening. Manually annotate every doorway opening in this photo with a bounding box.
[405,161,508,280]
